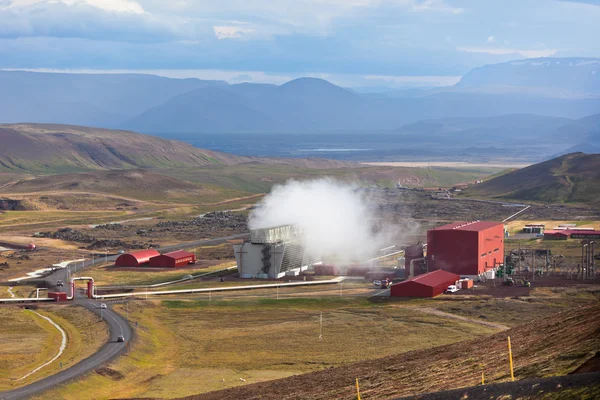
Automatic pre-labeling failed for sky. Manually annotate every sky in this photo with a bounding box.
[1,0,599,88]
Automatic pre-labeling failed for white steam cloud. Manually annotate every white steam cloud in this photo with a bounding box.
[249,178,400,264]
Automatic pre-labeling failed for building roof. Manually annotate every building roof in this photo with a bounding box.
[544,230,570,236]
[161,250,194,259]
[393,269,460,288]
[545,229,597,236]
[121,249,161,263]
[430,221,503,232]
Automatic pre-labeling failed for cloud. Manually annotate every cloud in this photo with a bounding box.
[487,35,495,43]
[0,0,198,42]
[411,0,464,14]
[213,25,255,40]
[457,46,558,58]
[6,0,145,14]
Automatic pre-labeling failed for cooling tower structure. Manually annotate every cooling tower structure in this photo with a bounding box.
[234,225,318,279]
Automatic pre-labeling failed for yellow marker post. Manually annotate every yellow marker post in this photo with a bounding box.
[481,371,485,385]
[356,378,361,400]
[508,336,515,381]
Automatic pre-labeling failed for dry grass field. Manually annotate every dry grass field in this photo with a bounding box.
[0,305,108,391]
[31,296,499,399]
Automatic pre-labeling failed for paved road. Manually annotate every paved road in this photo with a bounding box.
[0,299,132,400]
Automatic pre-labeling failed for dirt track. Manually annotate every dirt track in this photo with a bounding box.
[179,303,600,400]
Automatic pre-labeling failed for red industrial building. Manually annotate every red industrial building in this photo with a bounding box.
[149,250,196,268]
[544,229,600,240]
[313,264,339,275]
[390,270,460,298]
[115,249,161,267]
[427,221,504,277]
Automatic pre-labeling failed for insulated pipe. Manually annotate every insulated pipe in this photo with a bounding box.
[67,277,95,300]
[409,257,426,279]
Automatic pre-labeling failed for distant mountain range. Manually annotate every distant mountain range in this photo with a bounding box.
[462,152,600,206]
[456,58,600,97]
[0,124,351,174]
[1,57,599,135]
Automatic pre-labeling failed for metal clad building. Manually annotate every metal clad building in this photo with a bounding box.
[115,249,161,267]
[234,225,317,279]
[390,270,460,298]
[427,221,504,277]
[149,250,196,268]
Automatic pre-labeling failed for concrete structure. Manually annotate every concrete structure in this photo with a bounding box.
[115,249,161,267]
[404,244,425,275]
[233,225,317,279]
[390,270,460,298]
[427,221,504,278]
[149,250,196,268]
[523,224,545,234]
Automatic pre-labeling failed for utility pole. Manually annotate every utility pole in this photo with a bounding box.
[531,249,535,282]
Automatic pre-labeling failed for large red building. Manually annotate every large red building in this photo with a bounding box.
[390,269,460,298]
[427,221,504,277]
[115,249,161,267]
[149,250,196,268]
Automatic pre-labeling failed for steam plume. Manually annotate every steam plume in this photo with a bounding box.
[249,178,399,264]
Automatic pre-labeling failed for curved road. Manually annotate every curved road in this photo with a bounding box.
[0,299,132,400]
[0,232,248,399]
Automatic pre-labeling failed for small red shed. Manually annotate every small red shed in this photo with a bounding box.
[390,269,460,298]
[115,249,161,267]
[48,292,68,302]
[149,250,196,268]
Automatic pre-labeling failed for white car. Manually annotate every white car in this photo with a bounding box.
[373,280,382,287]
[445,285,459,294]
[100,303,107,309]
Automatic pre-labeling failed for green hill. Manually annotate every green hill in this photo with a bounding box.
[0,123,351,174]
[462,153,600,206]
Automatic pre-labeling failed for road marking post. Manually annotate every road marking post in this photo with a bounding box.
[481,371,484,385]
[356,378,361,400]
[508,336,515,381]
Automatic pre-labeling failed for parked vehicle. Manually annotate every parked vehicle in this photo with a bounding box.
[445,285,459,293]
[56,280,64,287]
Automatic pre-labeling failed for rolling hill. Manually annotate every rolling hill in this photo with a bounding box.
[462,153,600,206]
[0,123,352,174]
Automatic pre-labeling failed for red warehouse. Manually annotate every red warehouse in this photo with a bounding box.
[427,221,504,277]
[313,264,339,276]
[390,270,460,298]
[115,249,161,267]
[149,250,196,268]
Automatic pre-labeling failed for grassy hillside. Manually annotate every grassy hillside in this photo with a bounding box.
[0,123,252,173]
[462,153,600,205]
[0,123,354,174]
